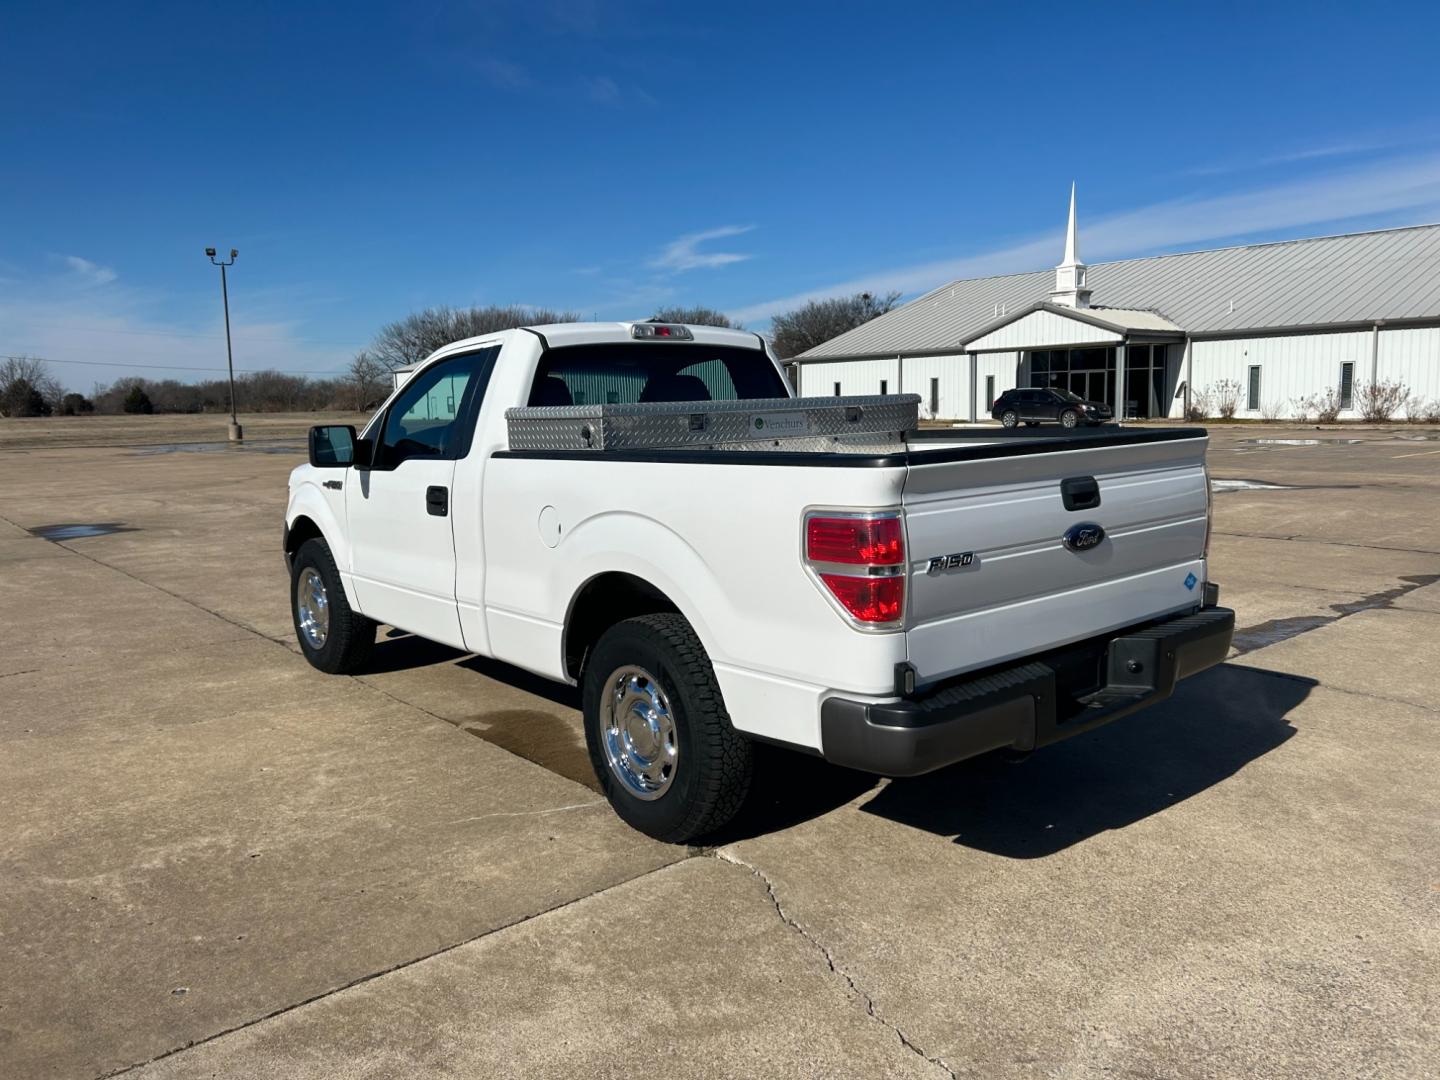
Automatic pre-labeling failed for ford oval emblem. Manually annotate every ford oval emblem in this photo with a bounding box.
[1063,522,1106,552]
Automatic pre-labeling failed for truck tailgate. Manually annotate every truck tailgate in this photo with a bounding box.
[902,433,1209,685]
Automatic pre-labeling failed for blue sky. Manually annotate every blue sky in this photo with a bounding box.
[4,0,1440,389]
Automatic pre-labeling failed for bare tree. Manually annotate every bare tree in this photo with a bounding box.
[1209,379,1242,419]
[1356,379,1409,422]
[650,306,740,329]
[347,351,391,411]
[1298,388,1342,423]
[769,291,902,359]
[1185,386,1212,421]
[370,305,581,370]
[0,355,62,413]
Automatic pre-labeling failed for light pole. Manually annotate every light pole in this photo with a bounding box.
[205,247,242,441]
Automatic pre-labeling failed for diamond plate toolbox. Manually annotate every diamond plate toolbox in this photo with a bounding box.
[505,394,919,452]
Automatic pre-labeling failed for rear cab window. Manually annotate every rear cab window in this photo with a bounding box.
[527,343,788,406]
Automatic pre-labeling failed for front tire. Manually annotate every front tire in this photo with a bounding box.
[582,613,753,843]
[1000,410,1019,428]
[291,537,375,674]
[1059,409,1079,429]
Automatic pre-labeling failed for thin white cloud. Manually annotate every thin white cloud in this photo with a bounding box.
[0,277,355,392]
[58,255,117,285]
[580,74,656,107]
[650,225,754,273]
[585,75,621,104]
[729,152,1440,324]
[476,57,534,91]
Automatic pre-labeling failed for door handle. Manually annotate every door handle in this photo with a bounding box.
[426,486,449,517]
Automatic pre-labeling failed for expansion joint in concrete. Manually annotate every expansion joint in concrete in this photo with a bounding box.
[96,857,695,1079]
[712,849,960,1080]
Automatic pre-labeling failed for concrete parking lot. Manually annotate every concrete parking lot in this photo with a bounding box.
[2,416,1437,1080]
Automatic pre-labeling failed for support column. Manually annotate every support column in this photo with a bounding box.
[968,352,978,423]
[1114,342,1127,422]
[1184,337,1193,419]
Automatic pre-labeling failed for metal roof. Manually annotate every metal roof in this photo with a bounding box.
[796,223,1440,359]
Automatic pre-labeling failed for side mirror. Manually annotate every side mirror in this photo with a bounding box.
[308,425,358,468]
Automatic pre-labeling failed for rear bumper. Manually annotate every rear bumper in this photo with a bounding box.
[819,602,1234,777]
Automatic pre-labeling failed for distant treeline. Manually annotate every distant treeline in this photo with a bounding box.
[1,293,898,417]
[0,358,385,417]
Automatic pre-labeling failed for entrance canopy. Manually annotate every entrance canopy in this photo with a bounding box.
[960,301,1183,353]
[962,301,1186,420]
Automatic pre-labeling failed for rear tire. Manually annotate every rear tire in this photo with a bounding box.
[1000,410,1019,428]
[291,538,375,674]
[582,613,753,843]
[1059,409,1079,429]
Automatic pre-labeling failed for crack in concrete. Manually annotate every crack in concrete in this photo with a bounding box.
[713,849,959,1080]
[439,800,605,826]
[1212,529,1440,556]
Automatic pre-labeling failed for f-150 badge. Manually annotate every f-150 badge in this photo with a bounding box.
[927,551,974,574]
[1063,523,1106,552]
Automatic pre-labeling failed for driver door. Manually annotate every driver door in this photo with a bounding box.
[1017,389,1045,422]
[346,352,487,648]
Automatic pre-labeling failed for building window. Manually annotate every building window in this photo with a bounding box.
[929,377,940,416]
[1247,365,1261,411]
[985,374,995,407]
[833,382,842,397]
[1339,362,1354,410]
[880,379,888,395]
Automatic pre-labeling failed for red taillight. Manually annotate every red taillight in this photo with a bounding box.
[806,516,903,565]
[804,513,905,626]
[819,574,904,623]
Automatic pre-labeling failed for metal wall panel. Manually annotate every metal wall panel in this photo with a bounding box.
[898,354,969,420]
[796,357,901,399]
[1190,331,1372,418]
[975,352,1020,412]
[1378,326,1440,416]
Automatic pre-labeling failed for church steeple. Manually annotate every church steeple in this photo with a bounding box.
[1051,183,1092,308]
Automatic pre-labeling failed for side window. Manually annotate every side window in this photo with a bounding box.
[378,348,495,466]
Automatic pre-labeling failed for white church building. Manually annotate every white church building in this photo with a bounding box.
[791,189,1440,421]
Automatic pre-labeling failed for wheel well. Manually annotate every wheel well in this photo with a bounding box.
[564,572,679,681]
[285,515,324,556]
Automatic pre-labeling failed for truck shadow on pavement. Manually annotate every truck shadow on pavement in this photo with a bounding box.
[856,663,1309,858]
[363,635,1309,857]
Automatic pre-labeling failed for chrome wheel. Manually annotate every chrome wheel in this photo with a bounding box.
[1060,410,1078,428]
[1001,411,1018,428]
[296,567,330,649]
[600,666,677,801]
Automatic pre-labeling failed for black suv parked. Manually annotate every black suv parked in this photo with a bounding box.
[991,387,1114,428]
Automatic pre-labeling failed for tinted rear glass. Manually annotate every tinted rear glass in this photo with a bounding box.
[529,343,787,406]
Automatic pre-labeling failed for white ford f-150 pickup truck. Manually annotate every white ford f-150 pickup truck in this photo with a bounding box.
[284,321,1233,842]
